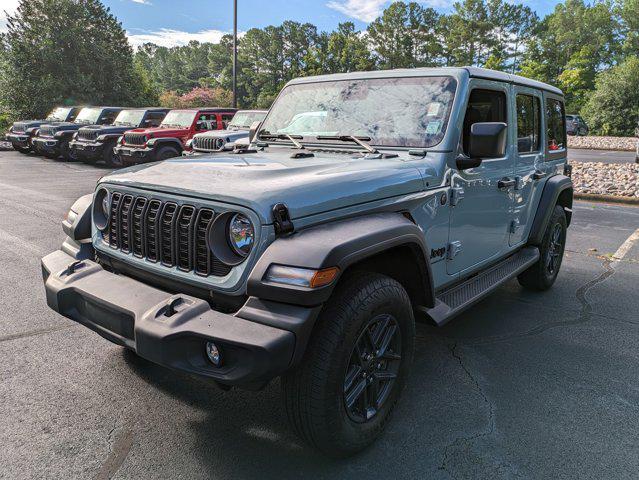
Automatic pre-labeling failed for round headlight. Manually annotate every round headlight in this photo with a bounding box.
[214,138,225,150]
[93,188,110,231]
[227,213,254,257]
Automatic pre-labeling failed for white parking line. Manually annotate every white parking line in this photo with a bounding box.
[612,228,639,261]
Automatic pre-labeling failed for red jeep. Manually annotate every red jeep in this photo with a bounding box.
[114,108,237,166]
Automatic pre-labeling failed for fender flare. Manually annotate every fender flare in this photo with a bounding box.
[147,137,184,152]
[528,174,573,246]
[61,193,94,260]
[247,212,434,308]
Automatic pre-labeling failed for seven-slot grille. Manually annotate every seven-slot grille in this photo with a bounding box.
[104,191,232,277]
[123,132,147,146]
[193,136,225,152]
[78,129,99,142]
[39,125,58,138]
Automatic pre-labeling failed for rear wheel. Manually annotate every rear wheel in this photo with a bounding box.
[518,205,567,291]
[282,272,415,457]
[60,141,76,161]
[156,145,180,161]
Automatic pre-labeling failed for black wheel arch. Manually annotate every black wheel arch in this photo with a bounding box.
[247,212,435,309]
[528,174,573,246]
[149,137,184,153]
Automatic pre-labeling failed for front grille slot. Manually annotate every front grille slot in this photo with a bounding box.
[159,202,178,267]
[103,192,233,277]
[145,200,162,262]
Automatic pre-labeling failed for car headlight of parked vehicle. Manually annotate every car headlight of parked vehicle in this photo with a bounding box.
[207,212,255,265]
[54,131,66,138]
[93,187,110,231]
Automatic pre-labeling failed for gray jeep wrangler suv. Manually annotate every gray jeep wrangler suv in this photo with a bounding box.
[41,67,572,457]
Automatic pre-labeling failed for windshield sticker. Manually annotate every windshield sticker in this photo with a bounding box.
[426,121,442,134]
[427,103,442,116]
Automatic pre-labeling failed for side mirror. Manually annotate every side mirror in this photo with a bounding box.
[248,121,261,143]
[456,122,507,171]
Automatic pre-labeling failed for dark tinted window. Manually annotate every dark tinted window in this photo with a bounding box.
[546,98,566,151]
[463,89,507,155]
[516,94,541,153]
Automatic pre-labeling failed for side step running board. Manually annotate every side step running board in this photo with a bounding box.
[424,246,540,326]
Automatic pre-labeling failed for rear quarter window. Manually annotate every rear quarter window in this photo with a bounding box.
[546,98,566,151]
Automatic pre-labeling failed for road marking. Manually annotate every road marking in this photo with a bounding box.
[612,228,639,261]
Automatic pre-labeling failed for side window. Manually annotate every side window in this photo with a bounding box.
[101,111,118,124]
[198,114,217,130]
[144,112,165,127]
[462,89,507,156]
[222,114,234,128]
[516,94,541,154]
[546,98,566,151]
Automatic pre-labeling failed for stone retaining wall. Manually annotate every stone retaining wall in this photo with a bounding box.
[568,136,637,151]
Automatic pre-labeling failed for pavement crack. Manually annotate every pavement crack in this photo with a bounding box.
[0,324,76,343]
[439,342,498,478]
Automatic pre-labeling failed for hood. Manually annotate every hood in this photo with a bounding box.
[126,126,189,137]
[79,124,130,136]
[195,128,248,141]
[99,150,429,224]
[12,119,46,132]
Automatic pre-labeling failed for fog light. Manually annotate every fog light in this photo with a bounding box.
[206,342,221,366]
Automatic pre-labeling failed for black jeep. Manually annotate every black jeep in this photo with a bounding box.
[32,107,122,160]
[69,108,169,167]
[5,106,80,154]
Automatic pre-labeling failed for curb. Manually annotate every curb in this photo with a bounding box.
[575,192,639,206]
[569,146,636,153]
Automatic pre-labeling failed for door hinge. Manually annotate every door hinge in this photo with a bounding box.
[447,241,463,260]
[272,203,294,235]
[450,186,465,206]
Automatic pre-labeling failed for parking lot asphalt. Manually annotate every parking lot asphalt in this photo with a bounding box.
[568,148,636,164]
[1,150,639,480]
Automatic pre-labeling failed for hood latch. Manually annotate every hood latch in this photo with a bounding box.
[272,203,294,235]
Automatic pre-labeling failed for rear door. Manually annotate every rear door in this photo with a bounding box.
[510,86,544,246]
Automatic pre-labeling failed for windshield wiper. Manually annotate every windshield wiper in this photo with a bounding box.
[316,135,378,154]
[258,132,314,158]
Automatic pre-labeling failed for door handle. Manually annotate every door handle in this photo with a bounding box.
[498,177,516,190]
[532,170,546,180]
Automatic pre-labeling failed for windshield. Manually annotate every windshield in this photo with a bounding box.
[114,109,145,127]
[46,107,72,122]
[74,107,102,124]
[260,76,457,148]
[161,110,196,128]
[229,111,267,129]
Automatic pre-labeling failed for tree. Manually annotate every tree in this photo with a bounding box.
[581,56,639,136]
[0,0,148,117]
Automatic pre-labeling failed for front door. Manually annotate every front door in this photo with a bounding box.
[447,81,515,275]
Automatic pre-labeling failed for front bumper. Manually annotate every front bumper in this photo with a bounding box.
[42,249,317,387]
[32,137,60,153]
[6,133,31,148]
[114,145,154,164]
[69,139,105,160]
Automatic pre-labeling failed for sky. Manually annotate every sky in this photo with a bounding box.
[0,0,563,48]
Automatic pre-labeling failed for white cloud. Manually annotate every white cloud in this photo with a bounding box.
[326,0,449,22]
[0,0,20,32]
[131,0,152,4]
[127,28,230,48]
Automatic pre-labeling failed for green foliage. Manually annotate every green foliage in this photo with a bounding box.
[581,56,639,136]
[0,0,149,118]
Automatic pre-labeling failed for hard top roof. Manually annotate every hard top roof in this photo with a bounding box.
[287,66,563,96]
[169,107,238,112]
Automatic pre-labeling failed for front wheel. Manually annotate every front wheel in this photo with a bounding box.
[102,143,123,168]
[13,145,31,154]
[156,145,180,161]
[282,272,415,457]
[518,205,567,291]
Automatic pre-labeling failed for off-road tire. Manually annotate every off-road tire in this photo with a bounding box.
[282,272,415,457]
[43,151,58,159]
[60,141,76,161]
[102,143,123,168]
[156,145,180,161]
[518,205,567,291]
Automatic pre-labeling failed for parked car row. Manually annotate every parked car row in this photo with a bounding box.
[5,106,267,167]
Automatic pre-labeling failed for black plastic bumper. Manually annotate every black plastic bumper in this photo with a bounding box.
[41,249,318,387]
[6,133,30,148]
[69,140,105,160]
[114,145,154,165]
[32,137,60,153]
